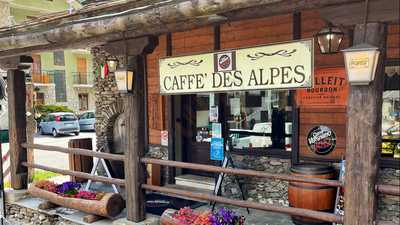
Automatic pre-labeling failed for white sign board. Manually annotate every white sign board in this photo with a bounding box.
[159,39,314,94]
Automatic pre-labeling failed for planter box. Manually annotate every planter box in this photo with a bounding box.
[28,185,125,218]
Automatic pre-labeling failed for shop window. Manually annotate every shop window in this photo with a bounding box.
[79,93,89,111]
[53,51,65,66]
[193,90,292,152]
[227,90,292,151]
[381,65,400,160]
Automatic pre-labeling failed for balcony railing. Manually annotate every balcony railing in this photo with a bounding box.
[32,72,55,84]
[72,72,94,85]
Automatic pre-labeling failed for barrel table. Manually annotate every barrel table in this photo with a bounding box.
[288,164,337,225]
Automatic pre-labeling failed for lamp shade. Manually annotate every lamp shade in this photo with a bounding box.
[342,43,380,85]
[316,26,344,54]
[106,56,118,73]
[115,69,134,93]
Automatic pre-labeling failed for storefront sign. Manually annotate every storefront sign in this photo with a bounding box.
[296,68,348,106]
[159,39,313,94]
[210,137,224,161]
[307,125,337,155]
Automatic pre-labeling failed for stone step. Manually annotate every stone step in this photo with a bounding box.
[175,174,215,191]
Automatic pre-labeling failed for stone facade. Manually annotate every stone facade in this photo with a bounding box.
[222,155,290,207]
[377,168,400,223]
[6,203,79,225]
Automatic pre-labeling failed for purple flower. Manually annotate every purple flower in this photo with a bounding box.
[210,208,245,225]
[56,181,81,194]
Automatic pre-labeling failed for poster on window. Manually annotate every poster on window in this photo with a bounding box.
[210,137,224,161]
[296,67,348,106]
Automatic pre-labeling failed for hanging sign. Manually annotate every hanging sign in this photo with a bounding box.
[212,123,222,138]
[210,137,224,161]
[307,125,337,155]
[159,39,314,94]
[296,68,348,106]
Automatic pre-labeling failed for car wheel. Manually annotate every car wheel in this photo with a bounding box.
[74,132,79,136]
[52,129,58,137]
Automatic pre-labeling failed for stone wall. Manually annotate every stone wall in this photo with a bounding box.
[222,155,290,207]
[6,203,79,225]
[377,168,400,223]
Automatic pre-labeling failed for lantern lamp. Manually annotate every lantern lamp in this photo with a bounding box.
[106,56,118,73]
[115,69,134,93]
[316,24,344,54]
[342,43,380,85]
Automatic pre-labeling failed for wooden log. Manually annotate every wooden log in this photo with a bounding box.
[28,185,125,218]
[21,143,125,162]
[376,184,400,196]
[0,0,367,54]
[83,214,105,223]
[7,69,28,189]
[38,201,58,210]
[344,23,386,225]
[124,56,146,222]
[22,162,125,186]
[141,158,342,187]
[68,138,93,183]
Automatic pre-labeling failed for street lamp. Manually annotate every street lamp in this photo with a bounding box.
[316,24,344,54]
[342,43,380,85]
[106,56,118,73]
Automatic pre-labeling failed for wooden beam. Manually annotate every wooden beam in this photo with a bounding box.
[320,0,399,26]
[22,162,125,186]
[7,69,27,189]
[0,0,367,58]
[344,23,386,225]
[124,58,146,222]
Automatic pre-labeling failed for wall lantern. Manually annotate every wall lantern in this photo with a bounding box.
[106,56,118,73]
[316,24,344,54]
[342,43,380,85]
[115,68,134,93]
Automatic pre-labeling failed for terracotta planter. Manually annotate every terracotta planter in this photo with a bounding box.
[28,185,125,218]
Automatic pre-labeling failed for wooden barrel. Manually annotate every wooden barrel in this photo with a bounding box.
[288,164,337,225]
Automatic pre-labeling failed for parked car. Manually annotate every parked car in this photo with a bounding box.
[78,111,96,131]
[39,112,80,137]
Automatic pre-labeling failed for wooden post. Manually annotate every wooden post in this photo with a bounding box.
[344,23,386,225]
[7,69,28,189]
[124,55,146,222]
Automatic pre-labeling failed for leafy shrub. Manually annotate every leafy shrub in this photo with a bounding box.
[34,104,74,122]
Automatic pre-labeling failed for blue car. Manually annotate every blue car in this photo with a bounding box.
[39,112,80,137]
[78,111,96,131]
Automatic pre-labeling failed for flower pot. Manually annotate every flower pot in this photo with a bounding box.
[28,185,125,218]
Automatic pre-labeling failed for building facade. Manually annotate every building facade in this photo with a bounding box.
[5,0,95,113]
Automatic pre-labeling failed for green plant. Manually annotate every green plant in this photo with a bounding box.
[34,104,74,122]
[32,170,60,182]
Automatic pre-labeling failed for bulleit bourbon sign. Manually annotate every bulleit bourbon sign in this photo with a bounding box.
[159,39,314,94]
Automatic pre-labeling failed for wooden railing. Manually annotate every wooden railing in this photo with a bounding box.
[20,143,125,187]
[17,143,400,224]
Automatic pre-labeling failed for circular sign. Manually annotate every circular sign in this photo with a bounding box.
[218,54,231,69]
[307,125,336,155]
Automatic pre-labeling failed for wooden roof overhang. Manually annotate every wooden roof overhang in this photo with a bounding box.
[0,0,398,59]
